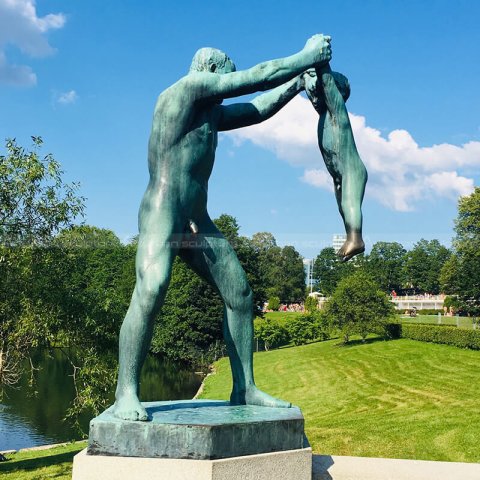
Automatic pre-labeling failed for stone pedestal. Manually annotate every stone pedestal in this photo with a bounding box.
[72,446,313,480]
[88,400,305,460]
[73,399,311,479]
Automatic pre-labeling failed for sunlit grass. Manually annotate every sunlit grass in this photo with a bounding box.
[200,338,480,462]
[0,442,86,480]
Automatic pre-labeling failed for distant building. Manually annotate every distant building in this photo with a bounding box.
[332,234,346,253]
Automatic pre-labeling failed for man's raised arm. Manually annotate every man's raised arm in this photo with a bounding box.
[218,75,304,131]
[190,34,331,102]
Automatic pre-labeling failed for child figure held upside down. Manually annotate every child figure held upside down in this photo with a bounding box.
[304,64,368,261]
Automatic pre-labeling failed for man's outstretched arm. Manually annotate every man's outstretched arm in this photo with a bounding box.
[218,75,303,131]
[189,34,331,102]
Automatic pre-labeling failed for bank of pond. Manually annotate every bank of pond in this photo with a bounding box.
[0,349,201,451]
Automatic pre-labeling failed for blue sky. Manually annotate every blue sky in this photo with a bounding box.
[1,0,479,258]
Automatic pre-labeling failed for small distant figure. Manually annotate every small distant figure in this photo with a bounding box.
[304,64,368,261]
[391,290,397,298]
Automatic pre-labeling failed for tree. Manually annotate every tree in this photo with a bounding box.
[312,247,354,295]
[323,271,395,343]
[0,137,84,393]
[367,242,406,292]
[440,188,480,315]
[403,239,450,294]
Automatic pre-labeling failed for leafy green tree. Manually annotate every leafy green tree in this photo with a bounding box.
[403,239,451,294]
[440,188,480,315]
[267,296,280,311]
[323,271,395,343]
[0,137,84,392]
[312,247,354,295]
[367,242,406,292]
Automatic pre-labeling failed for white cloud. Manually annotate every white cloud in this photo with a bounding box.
[56,89,77,105]
[226,95,479,211]
[0,0,66,86]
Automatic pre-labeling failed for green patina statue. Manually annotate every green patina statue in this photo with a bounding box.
[113,35,332,421]
[304,65,367,261]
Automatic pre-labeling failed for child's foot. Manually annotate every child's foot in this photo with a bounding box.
[338,233,365,262]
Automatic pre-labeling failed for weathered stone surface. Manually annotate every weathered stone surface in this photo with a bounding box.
[73,447,312,480]
[88,400,304,460]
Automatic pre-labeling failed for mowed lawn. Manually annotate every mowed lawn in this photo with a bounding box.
[0,442,86,480]
[199,338,480,462]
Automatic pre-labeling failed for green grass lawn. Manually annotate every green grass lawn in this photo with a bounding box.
[0,442,86,480]
[398,314,474,329]
[261,311,303,322]
[199,338,480,462]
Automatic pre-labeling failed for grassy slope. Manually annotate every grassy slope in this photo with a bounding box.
[200,338,480,462]
[0,442,86,480]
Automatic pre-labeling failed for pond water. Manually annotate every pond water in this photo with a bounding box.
[0,349,201,451]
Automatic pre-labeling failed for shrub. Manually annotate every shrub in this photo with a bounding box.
[384,322,480,350]
[267,296,280,311]
[401,324,480,350]
[254,318,289,350]
[286,312,330,346]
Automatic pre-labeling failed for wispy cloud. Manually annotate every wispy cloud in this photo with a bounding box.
[226,95,479,211]
[0,0,66,86]
[56,89,78,105]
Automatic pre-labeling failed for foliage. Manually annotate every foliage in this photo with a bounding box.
[253,317,290,350]
[440,188,480,316]
[0,137,84,393]
[396,323,480,350]
[151,256,224,364]
[304,295,318,312]
[367,241,406,292]
[312,247,354,295]
[0,137,84,244]
[267,296,280,311]
[285,312,329,346]
[323,271,395,343]
[403,239,450,294]
[251,232,306,303]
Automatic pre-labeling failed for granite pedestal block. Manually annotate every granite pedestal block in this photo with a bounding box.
[73,446,312,480]
[88,400,305,460]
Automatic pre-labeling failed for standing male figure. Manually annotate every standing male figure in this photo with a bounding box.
[304,64,368,261]
[114,35,332,421]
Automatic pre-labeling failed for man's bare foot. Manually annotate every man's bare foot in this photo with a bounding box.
[230,386,292,408]
[113,392,148,421]
[338,233,365,262]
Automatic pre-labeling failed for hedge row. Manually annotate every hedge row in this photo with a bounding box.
[386,323,480,350]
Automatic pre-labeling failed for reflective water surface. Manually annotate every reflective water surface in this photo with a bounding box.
[0,349,201,451]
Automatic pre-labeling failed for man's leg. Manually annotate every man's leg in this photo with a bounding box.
[114,230,177,421]
[180,216,291,408]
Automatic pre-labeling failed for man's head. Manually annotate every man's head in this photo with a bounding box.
[189,48,236,74]
[304,69,350,113]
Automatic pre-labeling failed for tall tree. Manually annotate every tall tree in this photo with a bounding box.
[323,271,395,343]
[367,241,406,292]
[312,247,354,295]
[403,239,450,294]
[0,137,84,392]
[440,187,480,314]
